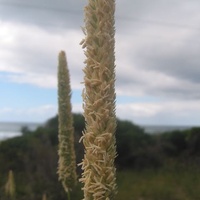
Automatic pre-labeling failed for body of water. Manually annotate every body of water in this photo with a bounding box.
[0,122,195,141]
[0,122,42,141]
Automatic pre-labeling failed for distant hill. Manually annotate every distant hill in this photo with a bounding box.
[141,125,193,134]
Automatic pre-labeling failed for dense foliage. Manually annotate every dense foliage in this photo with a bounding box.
[0,113,199,200]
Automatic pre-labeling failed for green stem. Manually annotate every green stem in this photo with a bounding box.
[67,191,71,200]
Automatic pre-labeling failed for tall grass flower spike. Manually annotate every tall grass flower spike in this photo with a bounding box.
[57,51,77,193]
[5,170,16,199]
[80,0,117,199]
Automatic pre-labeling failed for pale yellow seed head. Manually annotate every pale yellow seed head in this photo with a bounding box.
[80,0,117,199]
[42,193,47,200]
[57,50,77,192]
[5,170,15,199]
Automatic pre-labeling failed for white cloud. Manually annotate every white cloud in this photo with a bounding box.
[0,107,14,114]
[0,103,84,123]
[72,103,83,114]
[0,21,84,89]
[117,100,200,125]
[0,105,57,122]
[7,73,56,88]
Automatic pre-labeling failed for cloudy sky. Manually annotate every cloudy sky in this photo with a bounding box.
[1,0,200,126]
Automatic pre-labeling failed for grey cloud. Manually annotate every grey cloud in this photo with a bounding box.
[114,0,200,101]
[2,0,200,98]
[1,0,200,124]
[0,0,86,30]
[148,84,200,100]
[133,35,200,84]
[117,100,200,126]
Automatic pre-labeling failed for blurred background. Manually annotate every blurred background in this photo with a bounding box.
[0,1,200,200]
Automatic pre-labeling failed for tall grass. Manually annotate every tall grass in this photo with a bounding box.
[116,166,200,200]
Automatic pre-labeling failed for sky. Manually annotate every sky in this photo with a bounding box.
[0,0,200,126]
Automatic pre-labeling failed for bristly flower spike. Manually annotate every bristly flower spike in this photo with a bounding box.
[5,170,16,199]
[57,51,77,193]
[79,0,117,199]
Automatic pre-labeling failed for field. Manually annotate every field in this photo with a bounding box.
[116,166,200,200]
[69,165,200,200]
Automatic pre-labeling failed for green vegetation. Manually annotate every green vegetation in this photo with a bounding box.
[116,167,200,200]
[0,114,200,200]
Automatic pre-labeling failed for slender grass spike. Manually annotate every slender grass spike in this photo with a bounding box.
[80,0,117,199]
[57,51,77,194]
